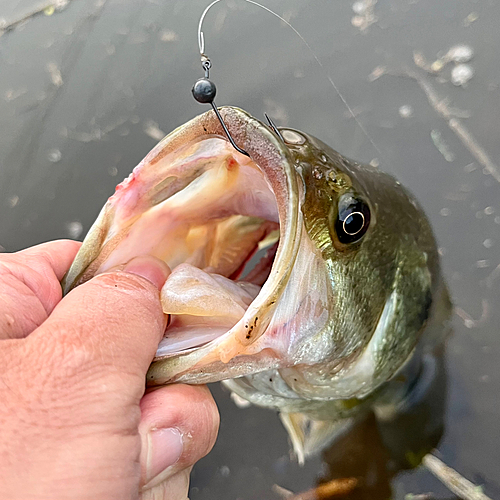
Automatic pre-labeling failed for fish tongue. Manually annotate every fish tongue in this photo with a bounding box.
[155,263,260,357]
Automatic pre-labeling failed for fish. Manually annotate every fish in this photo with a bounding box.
[63,106,451,462]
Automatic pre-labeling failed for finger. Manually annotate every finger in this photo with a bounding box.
[0,240,81,339]
[15,240,82,281]
[28,255,171,400]
[140,468,192,500]
[139,384,219,491]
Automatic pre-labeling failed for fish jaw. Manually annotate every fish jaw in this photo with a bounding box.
[147,219,336,385]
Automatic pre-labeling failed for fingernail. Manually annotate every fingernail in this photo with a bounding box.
[145,427,183,484]
[123,255,171,290]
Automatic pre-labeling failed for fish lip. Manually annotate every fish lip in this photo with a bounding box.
[146,106,302,386]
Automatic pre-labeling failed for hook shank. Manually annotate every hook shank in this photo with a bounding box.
[211,103,250,156]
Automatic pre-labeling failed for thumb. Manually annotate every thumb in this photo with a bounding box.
[32,255,171,392]
[1,256,172,499]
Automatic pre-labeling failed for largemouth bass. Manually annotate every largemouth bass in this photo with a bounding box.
[63,107,450,461]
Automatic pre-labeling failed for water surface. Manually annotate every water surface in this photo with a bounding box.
[1,1,499,498]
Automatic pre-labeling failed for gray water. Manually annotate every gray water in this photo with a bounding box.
[1,1,499,498]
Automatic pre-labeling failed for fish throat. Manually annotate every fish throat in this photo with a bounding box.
[145,137,281,357]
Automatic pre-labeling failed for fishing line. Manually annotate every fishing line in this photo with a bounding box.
[197,0,382,157]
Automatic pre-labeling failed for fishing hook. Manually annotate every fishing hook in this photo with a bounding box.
[192,0,249,157]
[264,113,285,142]
[196,0,383,158]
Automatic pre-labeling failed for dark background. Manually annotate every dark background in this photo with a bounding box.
[0,1,499,498]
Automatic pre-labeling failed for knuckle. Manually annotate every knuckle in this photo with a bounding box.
[28,325,99,392]
[19,329,141,430]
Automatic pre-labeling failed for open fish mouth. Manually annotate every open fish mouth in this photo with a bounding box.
[63,107,305,385]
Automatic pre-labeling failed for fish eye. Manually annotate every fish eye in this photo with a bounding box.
[335,196,371,244]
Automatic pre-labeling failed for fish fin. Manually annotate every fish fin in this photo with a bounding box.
[279,412,353,465]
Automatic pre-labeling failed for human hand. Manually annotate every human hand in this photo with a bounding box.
[0,241,219,500]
